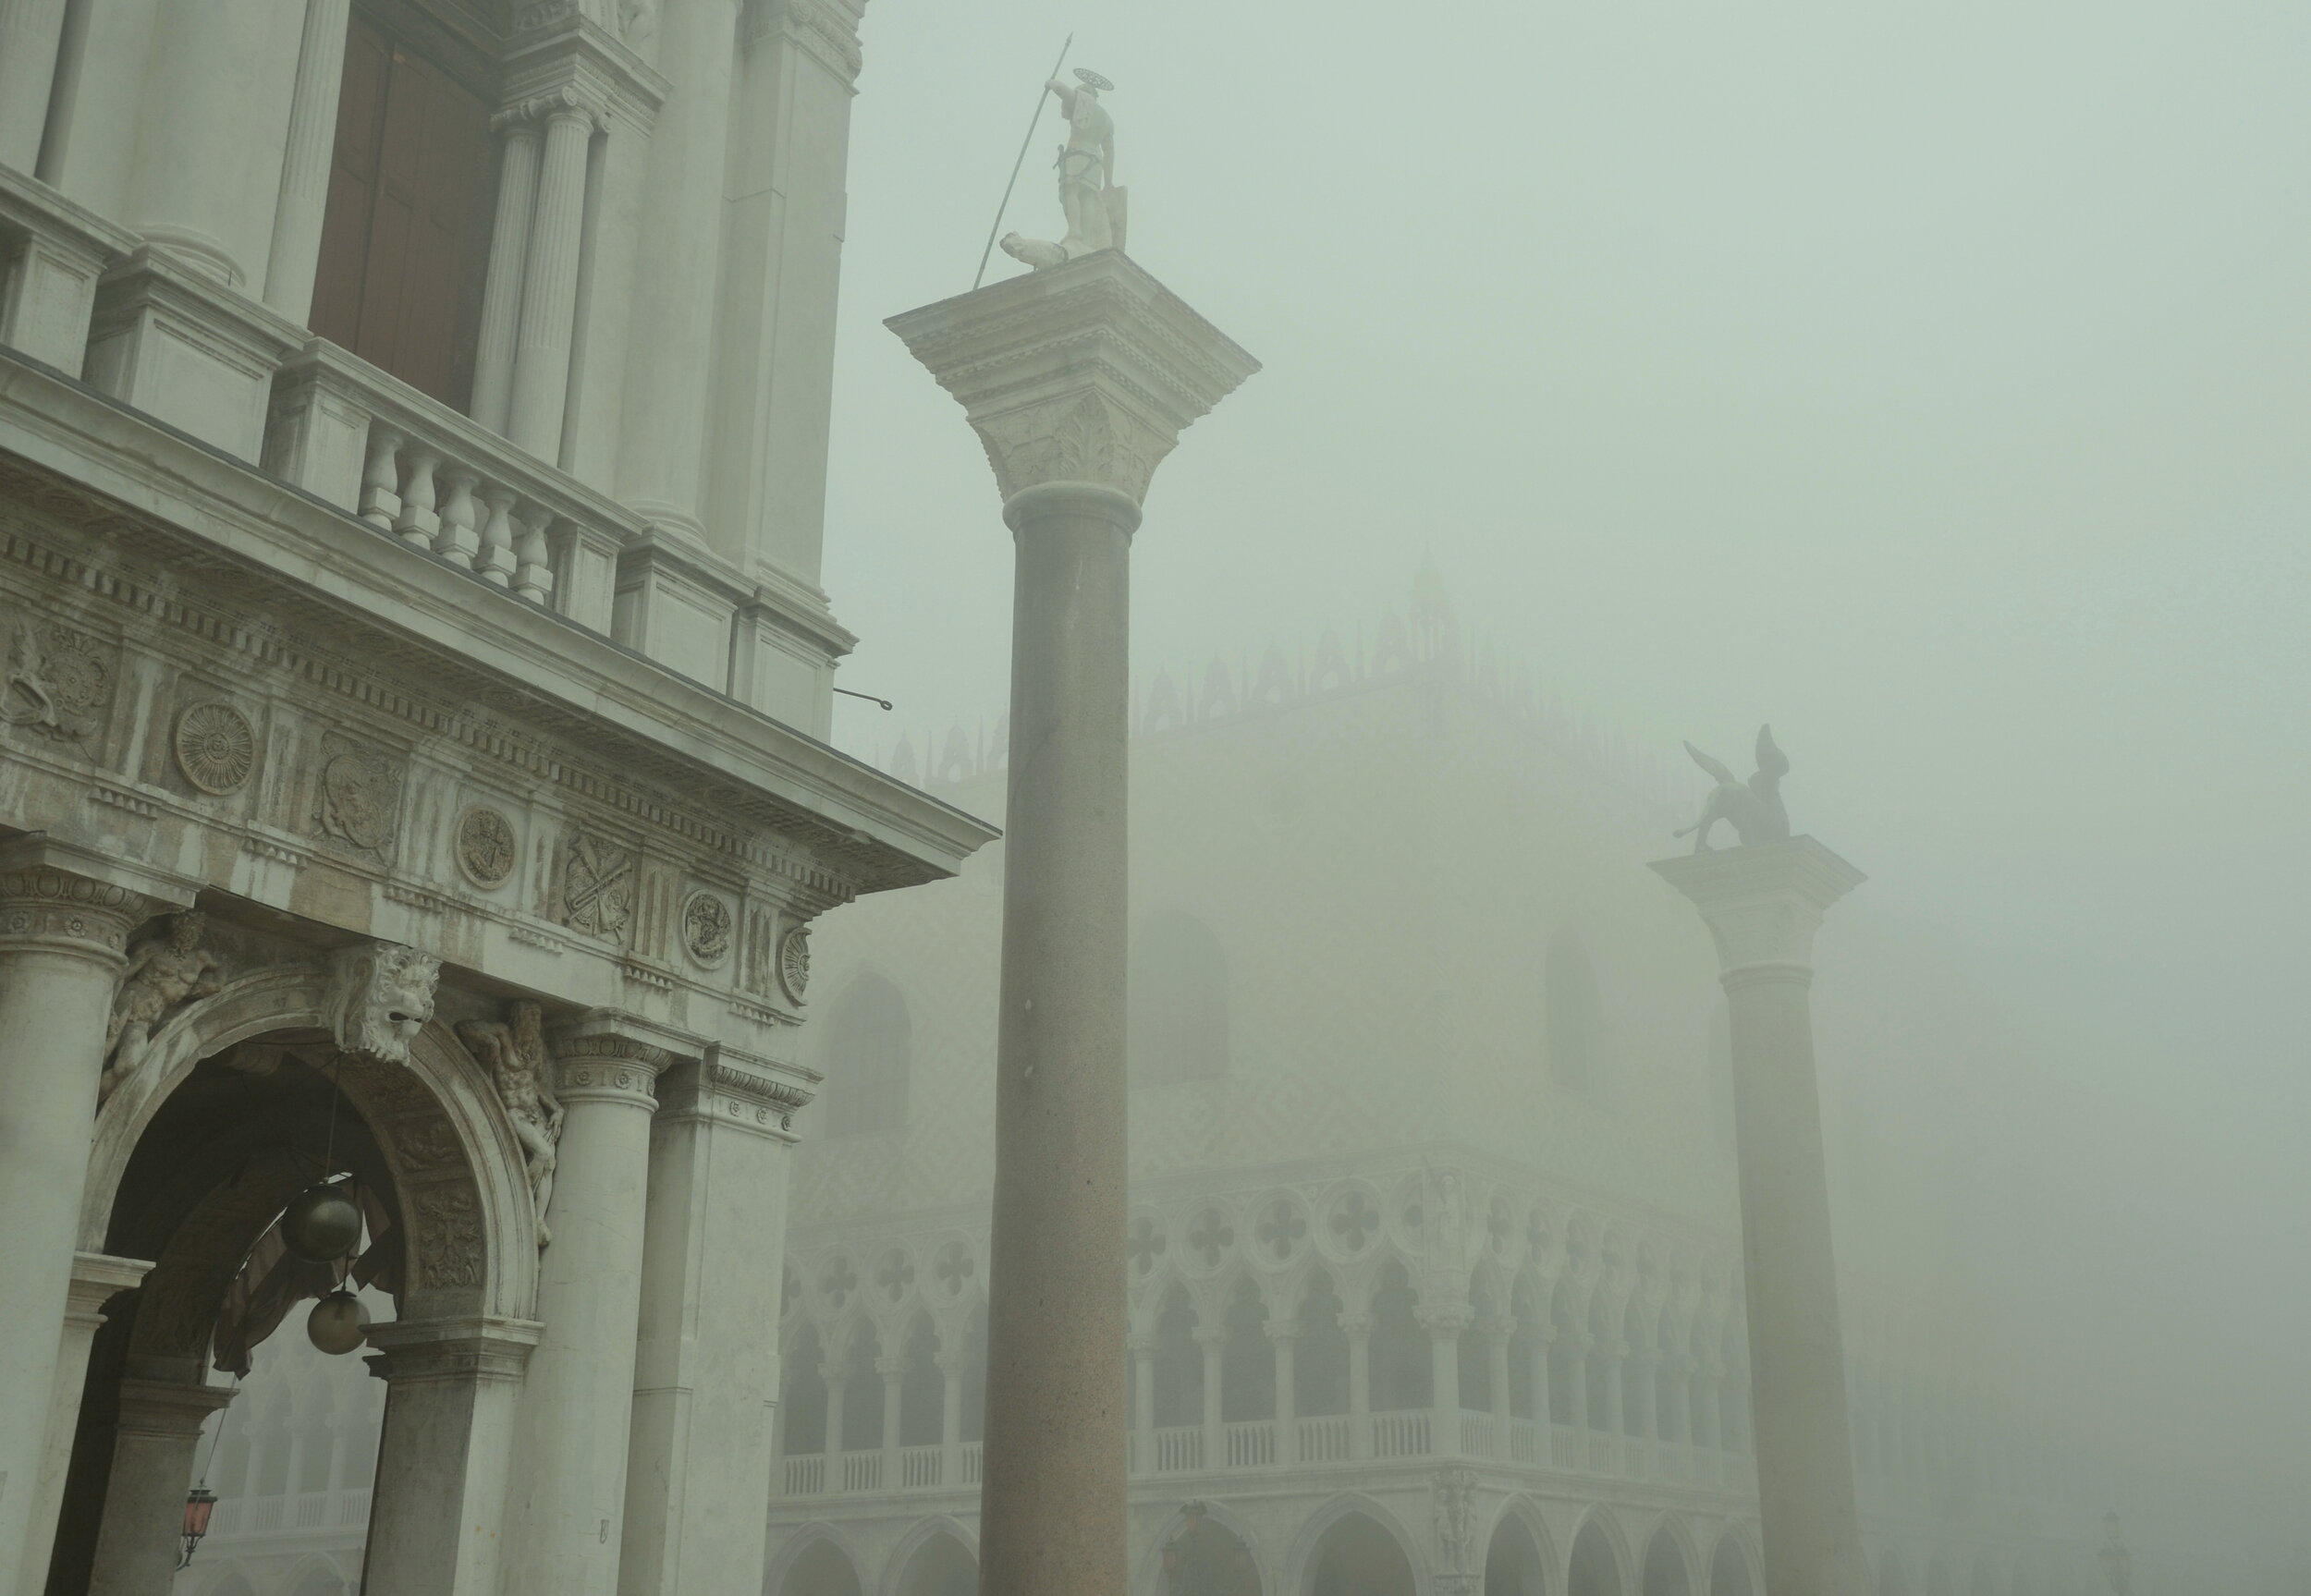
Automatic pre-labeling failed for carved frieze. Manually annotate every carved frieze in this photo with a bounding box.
[2,616,114,744]
[312,737,406,857]
[413,1183,485,1290]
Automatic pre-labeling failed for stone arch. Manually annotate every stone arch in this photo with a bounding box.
[1481,1494,1556,1596]
[1294,1496,1414,1596]
[1640,1519,1699,1596]
[1291,1263,1353,1420]
[1706,1526,1761,1596]
[1926,1550,1956,1596]
[1136,1500,1265,1596]
[285,1551,357,1595]
[1877,1546,1914,1596]
[768,1525,871,1596]
[882,1516,979,1596]
[82,962,536,1321]
[1567,1506,1632,1596]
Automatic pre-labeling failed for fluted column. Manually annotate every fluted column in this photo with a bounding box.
[85,1380,237,1596]
[502,1022,668,1596]
[1653,837,1869,1596]
[471,114,544,433]
[0,839,191,1596]
[262,0,352,321]
[1267,1321,1299,1466]
[507,92,594,462]
[888,255,1256,1596]
[0,0,68,171]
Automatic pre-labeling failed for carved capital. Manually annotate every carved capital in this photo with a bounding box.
[0,835,197,962]
[1264,1319,1302,1343]
[652,1051,813,1136]
[1415,1305,1476,1336]
[363,1315,543,1384]
[886,252,1258,511]
[1649,836,1865,977]
[114,1377,238,1439]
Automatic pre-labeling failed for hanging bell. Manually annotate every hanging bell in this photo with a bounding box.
[280,1183,361,1262]
[307,1288,370,1355]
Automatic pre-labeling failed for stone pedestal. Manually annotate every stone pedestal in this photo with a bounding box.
[82,246,303,462]
[0,837,192,1596]
[83,1377,237,1596]
[502,1017,671,1596]
[0,164,134,372]
[1652,836,1869,1596]
[888,252,1256,1596]
[361,1315,542,1596]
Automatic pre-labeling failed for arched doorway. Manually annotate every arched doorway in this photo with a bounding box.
[1306,1512,1413,1596]
[1707,1534,1756,1596]
[1642,1530,1693,1596]
[1162,1506,1260,1596]
[1570,1517,1624,1596]
[782,1537,864,1596]
[894,1529,977,1596]
[1485,1510,1547,1596]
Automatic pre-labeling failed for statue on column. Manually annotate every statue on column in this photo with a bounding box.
[1001,68,1128,270]
[456,1002,563,1247]
[103,911,226,1100]
[1674,724,1791,851]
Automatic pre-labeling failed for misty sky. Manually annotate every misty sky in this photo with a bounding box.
[815,0,2311,1513]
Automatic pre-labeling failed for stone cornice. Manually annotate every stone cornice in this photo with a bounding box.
[886,252,1259,507]
[0,355,997,895]
[653,1050,815,1137]
[363,1313,544,1383]
[502,10,671,128]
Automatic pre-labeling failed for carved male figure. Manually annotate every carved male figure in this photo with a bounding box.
[1675,725,1792,852]
[103,910,226,1098]
[456,1002,563,1246]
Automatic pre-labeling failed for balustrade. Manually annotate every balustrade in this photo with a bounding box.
[1371,1410,1430,1459]
[898,1444,943,1489]
[960,1441,983,1484]
[1460,1411,1498,1460]
[838,1451,882,1492]
[1296,1415,1354,1464]
[1221,1419,1275,1469]
[782,1455,825,1496]
[1551,1421,1580,1462]
[1507,1417,1542,1466]
[1151,1425,1204,1474]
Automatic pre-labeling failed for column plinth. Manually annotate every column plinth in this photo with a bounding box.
[887,252,1255,1596]
[1652,835,1868,1596]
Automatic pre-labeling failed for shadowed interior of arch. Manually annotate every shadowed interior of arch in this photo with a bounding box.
[1306,1511,1412,1596]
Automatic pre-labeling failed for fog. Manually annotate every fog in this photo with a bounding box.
[816,0,2311,1575]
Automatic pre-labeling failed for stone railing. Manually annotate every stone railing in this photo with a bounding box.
[263,341,636,632]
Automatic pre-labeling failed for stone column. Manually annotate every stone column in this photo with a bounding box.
[938,1350,968,1485]
[1566,1334,1591,1432]
[1343,1312,1373,1460]
[1195,1328,1226,1467]
[260,0,351,322]
[1488,1324,1513,1450]
[877,1358,905,1468]
[1420,1308,1468,1456]
[1653,837,1869,1596]
[888,253,1256,1596]
[0,839,191,1596]
[471,113,544,434]
[84,1379,237,1596]
[15,1253,150,1596]
[1601,1343,1626,1436]
[502,1019,668,1596]
[360,1316,540,1596]
[1268,1321,1299,1466]
[821,1361,846,1459]
[507,91,595,461]
[618,1054,801,1596]
[0,0,68,172]
[1128,1333,1155,1474]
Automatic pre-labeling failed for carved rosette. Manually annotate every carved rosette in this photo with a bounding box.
[172,701,256,794]
[776,924,811,1004]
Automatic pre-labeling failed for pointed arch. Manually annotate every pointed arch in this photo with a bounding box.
[1137,1501,1265,1596]
[1706,1526,1761,1596]
[1641,1520,1699,1596]
[1568,1507,1632,1596]
[1481,1494,1556,1596]
[883,1517,979,1596]
[770,1528,868,1596]
[1288,1495,1421,1596]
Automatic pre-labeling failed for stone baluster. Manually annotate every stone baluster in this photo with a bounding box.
[392,445,439,548]
[513,512,556,606]
[1342,1311,1373,1460]
[261,0,352,322]
[476,485,521,588]
[472,111,544,435]
[434,468,481,569]
[1267,1320,1299,1467]
[358,425,404,530]
[0,839,193,1590]
[507,92,595,461]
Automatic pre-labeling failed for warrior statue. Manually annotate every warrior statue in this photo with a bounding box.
[456,1002,564,1247]
[1000,68,1127,270]
[1675,725,1791,852]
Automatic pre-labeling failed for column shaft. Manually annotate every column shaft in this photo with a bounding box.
[15,1254,149,1596]
[1346,1318,1372,1460]
[976,482,1137,1596]
[471,118,543,433]
[1489,1333,1512,1436]
[938,1359,965,1484]
[1270,1329,1297,1466]
[1197,1333,1224,1465]
[1427,1324,1461,1455]
[85,1381,235,1596]
[502,1042,660,1596]
[507,102,593,460]
[0,0,68,171]
[1530,1337,1554,1463]
[261,0,351,322]
[1129,1342,1154,1474]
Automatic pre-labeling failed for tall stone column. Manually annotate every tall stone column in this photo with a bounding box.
[1128,1333,1155,1474]
[15,1253,149,1596]
[502,1019,669,1596]
[260,0,352,322]
[1195,1328,1226,1466]
[1268,1321,1299,1466]
[471,113,544,434]
[1419,1307,1468,1456]
[619,1055,802,1596]
[889,253,1256,1596]
[1653,836,1869,1596]
[938,1350,967,1485]
[0,838,191,1596]
[507,92,595,462]
[84,1379,237,1596]
[1344,1313,1373,1460]
[0,0,68,172]
[361,1316,541,1596]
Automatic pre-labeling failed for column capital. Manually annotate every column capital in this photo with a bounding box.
[886,251,1258,509]
[1126,1332,1158,1356]
[548,1009,682,1105]
[113,1377,237,1439]
[1191,1327,1229,1349]
[1649,835,1865,976]
[1337,1311,1372,1337]
[1415,1305,1476,1336]
[1264,1319,1302,1343]
[67,1251,153,1327]
[363,1314,543,1384]
[0,835,201,960]
[652,1049,813,1138]
[875,1356,910,1380]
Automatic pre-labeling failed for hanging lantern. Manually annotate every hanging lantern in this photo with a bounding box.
[177,1486,216,1568]
[279,1183,361,1262]
[307,1288,370,1355]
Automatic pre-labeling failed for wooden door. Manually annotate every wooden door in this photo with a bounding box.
[311,10,495,410]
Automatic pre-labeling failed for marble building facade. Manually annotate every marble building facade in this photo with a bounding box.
[0,2,994,1594]
[762,582,2268,1596]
